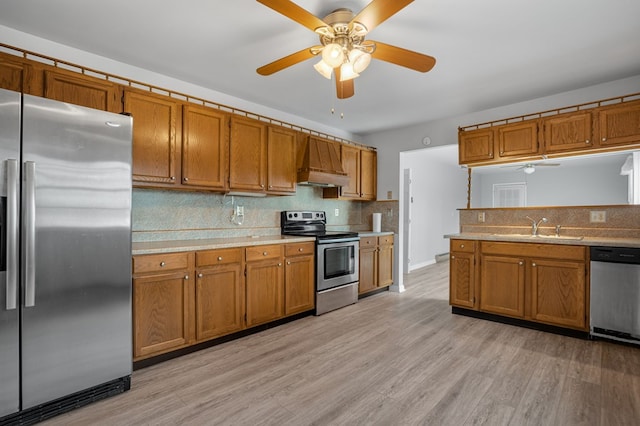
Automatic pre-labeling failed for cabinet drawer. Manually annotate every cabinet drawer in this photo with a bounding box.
[246,244,283,262]
[196,248,243,267]
[285,242,315,257]
[379,235,394,245]
[133,252,190,274]
[450,239,475,253]
[360,236,377,247]
[481,241,586,261]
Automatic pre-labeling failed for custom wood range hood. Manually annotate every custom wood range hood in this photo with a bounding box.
[297,136,350,187]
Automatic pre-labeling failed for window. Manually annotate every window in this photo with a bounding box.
[493,183,526,207]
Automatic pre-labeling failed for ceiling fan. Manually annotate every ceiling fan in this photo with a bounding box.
[501,162,561,174]
[256,0,436,99]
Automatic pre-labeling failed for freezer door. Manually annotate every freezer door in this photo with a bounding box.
[0,89,20,417]
[20,95,133,408]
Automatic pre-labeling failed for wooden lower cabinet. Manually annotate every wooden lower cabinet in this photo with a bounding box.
[449,239,478,309]
[245,244,285,327]
[468,240,588,331]
[359,235,394,295]
[284,242,315,315]
[132,252,194,360]
[195,248,244,342]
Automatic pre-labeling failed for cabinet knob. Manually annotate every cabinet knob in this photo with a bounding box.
[460,244,465,249]
[451,255,455,259]
[218,256,223,261]
[184,275,189,280]
[602,137,607,142]
[183,177,189,182]
[269,185,273,189]
[170,176,176,181]
[532,262,537,267]
[198,273,203,278]
[263,251,268,256]
[160,261,166,267]
[585,140,590,144]
[287,261,291,265]
[260,184,265,189]
[298,248,303,252]
[278,263,282,267]
[500,151,504,155]
[519,261,523,266]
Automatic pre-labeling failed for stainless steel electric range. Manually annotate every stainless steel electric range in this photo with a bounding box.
[281,211,359,315]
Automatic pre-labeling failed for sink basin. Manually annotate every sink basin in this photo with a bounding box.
[492,233,583,241]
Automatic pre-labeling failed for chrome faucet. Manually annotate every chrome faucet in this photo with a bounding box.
[525,216,548,236]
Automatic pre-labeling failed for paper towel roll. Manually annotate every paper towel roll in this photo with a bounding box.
[372,213,382,233]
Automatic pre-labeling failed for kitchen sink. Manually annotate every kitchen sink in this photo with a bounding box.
[492,233,584,241]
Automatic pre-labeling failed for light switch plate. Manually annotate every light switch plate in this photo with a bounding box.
[334,208,339,217]
[478,212,485,223]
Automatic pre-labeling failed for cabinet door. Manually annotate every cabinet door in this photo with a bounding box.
[267,126,296,194]
[182,105,228,189]
[598,100,640,147]
[124,89,179,185]
[359,238,377,294]
[195,264,244,341]
[340,145,361,199]
[450,252,475,308]
[480,255,525,318]
[377,239,394,287]
[133,272,191,359]
[497,121,539,158]
[43,69,120,112]
[246,260,284,327]
[360,149,377,200]
[285,254,315,315]
[530,259,586,329]
[229,116,267,192]
[458,128,494,164]
[0,52,37,94]
[543,111,593,153]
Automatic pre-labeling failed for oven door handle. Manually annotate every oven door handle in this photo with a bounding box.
[317,237,360,244]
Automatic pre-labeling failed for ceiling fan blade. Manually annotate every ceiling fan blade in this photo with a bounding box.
[370,41,436,72]
[257,47,316,75]
[257,0,328,32]
[351,0,413,33]
[334,67,355,99]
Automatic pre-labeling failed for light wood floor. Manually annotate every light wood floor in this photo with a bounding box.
[43,261,640,425]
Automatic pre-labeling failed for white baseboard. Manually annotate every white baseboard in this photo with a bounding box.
[408,259,436,272]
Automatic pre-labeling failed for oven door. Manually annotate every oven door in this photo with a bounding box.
[316,238,359,292]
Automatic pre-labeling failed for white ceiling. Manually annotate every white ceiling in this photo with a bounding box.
[1,0,639,136]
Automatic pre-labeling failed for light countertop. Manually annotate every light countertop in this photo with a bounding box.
[132,235,316,255]
[358,231,394,237]
[445,233,640,248]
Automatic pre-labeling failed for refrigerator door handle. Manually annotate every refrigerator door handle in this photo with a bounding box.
[24,161,36,308]
[6,159,19,310]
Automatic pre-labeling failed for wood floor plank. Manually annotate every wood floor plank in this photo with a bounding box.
[39,261,640,426]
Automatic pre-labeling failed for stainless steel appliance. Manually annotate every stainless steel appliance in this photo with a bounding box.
[281,211,359,315]
[590,246,640,345]
[0,89,133,424]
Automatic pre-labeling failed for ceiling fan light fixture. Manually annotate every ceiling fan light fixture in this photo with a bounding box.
[348,48,371,73]
[321,43,344,68]
[523,165,535,174]
[339,62,359,81]
[313,59,333,79]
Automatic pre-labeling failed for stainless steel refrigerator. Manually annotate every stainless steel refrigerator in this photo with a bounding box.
[0,88,132,423]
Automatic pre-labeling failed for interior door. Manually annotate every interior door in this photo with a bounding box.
[20,94,133,409]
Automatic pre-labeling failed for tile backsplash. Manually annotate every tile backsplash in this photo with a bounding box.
[459,205,640,239]
[132,187,399,242]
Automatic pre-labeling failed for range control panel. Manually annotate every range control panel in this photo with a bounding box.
[282,211,325,222]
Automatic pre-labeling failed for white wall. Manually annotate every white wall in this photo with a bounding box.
[0,24,354,142]
[400,145,467,271]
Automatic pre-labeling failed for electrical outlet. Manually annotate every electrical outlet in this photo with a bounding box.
[590,210,606,223]
[478,212,485,223]
[236,205,244,216]
[334,208,339,217]
[387,191,393,200]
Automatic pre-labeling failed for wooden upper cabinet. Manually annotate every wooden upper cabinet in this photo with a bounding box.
[229,116,267,192]
[267,126,297,194]
[339,145,361,199]
[360,149,377,200]
[182,105,228,190]
[124,88,179,185]
[497,120,539,158]
[43,69,121,112]
[0,52,38,94]
[597,99,640,147]
[458,128,494,164]
[542,111,593,153]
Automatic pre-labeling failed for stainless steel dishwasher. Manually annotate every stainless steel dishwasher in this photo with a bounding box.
[590,246,640,345]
